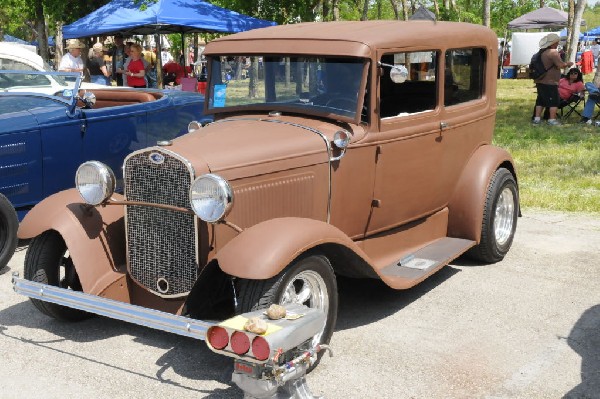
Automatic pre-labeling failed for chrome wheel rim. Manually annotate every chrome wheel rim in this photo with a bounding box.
[494,187,515,246]
[280,270,329,345]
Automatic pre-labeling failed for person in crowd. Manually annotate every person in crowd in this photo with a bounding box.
[591,38,600,67]
[579,67,600,124]
[161,46,173,65]
[125,43,146,88]
[58,39,84,73]
[558,67,585,101]
[532,33,574,126]
[143,44,157,88]
[87,42,110,85]
[109,34,126,86]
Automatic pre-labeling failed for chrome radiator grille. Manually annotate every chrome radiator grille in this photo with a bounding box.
[124,149,197,297]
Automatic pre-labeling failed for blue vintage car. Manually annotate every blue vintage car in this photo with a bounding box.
[0,70,209,268]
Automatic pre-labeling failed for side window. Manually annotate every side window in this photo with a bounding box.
[0,58,51,87]
[379,51,437,119]
[444,48,485,106]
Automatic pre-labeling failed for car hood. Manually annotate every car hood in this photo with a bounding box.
[167,115,353,180]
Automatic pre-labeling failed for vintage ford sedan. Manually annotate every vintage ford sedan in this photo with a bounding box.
[14,21,518,369]
[0,71,208,268]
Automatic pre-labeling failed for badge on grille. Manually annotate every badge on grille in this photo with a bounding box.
[149,152,165,164]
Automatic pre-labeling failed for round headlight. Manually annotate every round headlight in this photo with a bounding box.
[75,161,116,205]
[190,174,233,223]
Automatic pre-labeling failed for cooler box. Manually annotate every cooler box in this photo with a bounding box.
[502,67,516,79]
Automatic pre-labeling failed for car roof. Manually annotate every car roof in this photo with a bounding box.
[205,21,497,58]
[0,42,45,70]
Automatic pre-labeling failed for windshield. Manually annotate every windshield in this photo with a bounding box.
[207,56,366,120]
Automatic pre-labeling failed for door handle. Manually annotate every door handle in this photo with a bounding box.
[440,122,449,130]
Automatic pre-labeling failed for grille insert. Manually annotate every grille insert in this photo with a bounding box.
[124,150,198,297]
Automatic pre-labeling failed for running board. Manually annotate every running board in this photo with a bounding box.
[379,237,475,289]
[12,273,213,340]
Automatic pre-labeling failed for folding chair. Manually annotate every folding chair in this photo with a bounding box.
[558,94,584,120]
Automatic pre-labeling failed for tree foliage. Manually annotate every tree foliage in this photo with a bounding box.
[3,0,600,63]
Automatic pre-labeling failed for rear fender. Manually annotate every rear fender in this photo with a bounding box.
[18,189,126,296]
[447,145,518,242]
[216,217,371,279]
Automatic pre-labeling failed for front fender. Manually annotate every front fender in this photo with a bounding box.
[447,145,517,242]
[18,189,126,296]
[216,217,372,279]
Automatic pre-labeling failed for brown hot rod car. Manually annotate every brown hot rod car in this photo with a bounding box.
[14,21,518,367]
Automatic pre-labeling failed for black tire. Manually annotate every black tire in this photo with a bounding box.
[236,253,338,369]
[468,168,519,263]
[24,230,90,321]
[0,194,18,270]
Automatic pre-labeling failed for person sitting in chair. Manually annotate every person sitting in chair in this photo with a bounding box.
[558,68,584,102]
[580,67,600,124]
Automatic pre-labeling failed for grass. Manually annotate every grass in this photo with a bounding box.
[494,78,600,214]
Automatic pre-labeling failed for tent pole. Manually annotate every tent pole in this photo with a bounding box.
[181,31,187,78]
[156,33,163,89]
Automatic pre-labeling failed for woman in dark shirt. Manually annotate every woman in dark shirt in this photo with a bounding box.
[87,43,110,85]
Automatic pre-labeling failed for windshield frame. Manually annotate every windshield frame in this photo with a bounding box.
[204,55,370,125]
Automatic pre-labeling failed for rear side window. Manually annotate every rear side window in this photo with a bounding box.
[379,50,438,119]
[444,48,485,106]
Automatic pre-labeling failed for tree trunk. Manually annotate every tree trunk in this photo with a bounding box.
[566,0,574,60]
[567,0,587,65]
[323,0,330,21]
[390,0,399,19]
[55,21,64,69]
[483,0,491,27]
[249,57,259,98]
[332,0,339,20]
[33,0,48,62]
[401,0,409,20]
[361,0,369,21]
[433,0,440,19]
[285,57,291,88]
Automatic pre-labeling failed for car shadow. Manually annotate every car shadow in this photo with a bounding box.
[562,304,600,398]
[1,264,460,397]
[0,300,242,397]
[335,265,460,331]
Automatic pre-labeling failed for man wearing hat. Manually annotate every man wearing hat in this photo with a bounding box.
[532,33,574,126]
[58,39,85,73]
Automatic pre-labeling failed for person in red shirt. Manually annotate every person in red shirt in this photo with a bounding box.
[126,43,146,88]
[558,68,585,101]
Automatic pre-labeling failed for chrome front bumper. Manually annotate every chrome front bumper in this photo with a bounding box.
[12,273,214,340]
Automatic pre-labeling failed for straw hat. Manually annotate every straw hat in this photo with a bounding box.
[66,39,85,50]
[92,42,106,52]
[539,33,560,49]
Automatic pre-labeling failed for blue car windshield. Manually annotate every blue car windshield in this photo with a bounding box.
[207,56,365,119]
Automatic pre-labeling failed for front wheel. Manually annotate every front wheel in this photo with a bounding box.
[235,254,338,368]
[0,194,18,270]
[468,168,519,263]
[24,230,90,321]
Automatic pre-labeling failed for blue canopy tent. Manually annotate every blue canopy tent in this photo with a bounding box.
[62,0,276,38]
[583,26,600,40]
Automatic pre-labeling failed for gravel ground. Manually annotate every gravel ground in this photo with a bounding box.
[1,210,599,399]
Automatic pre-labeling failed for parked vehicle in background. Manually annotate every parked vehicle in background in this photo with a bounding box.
[0,42,106,94]
[0,71,208,269]
[14,21,519,372]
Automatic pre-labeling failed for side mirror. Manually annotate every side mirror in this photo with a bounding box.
[390,65,408,84]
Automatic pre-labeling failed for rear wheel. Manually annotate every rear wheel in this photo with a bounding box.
[0,194,18,270]
[24,230,90,321]
[235,254,337,368]
[468,168,518,263]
